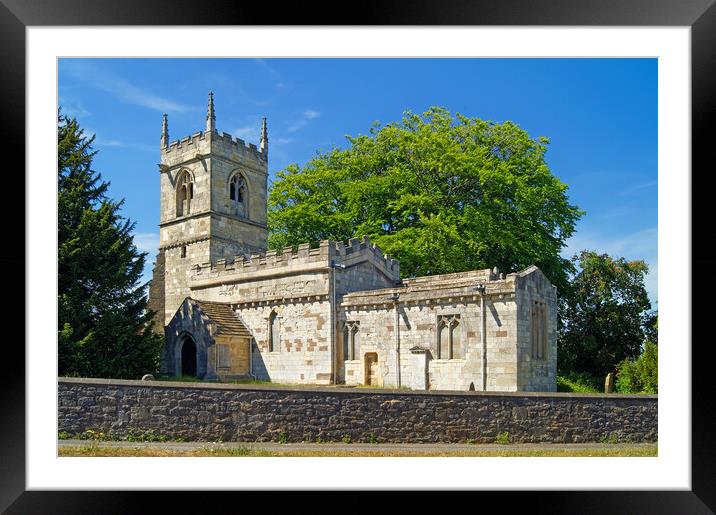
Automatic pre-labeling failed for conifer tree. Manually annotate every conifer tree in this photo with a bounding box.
[58,112,163,378]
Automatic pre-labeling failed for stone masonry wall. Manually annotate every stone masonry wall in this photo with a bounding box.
[341,297,518,391]
[58,378,658,444]
[516,267,558,391]
[241,300,333,385]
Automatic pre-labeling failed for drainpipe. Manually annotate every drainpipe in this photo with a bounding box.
[475,284,487,391]
[390,292,401,388]
[330,260,346,385]
[249,337,257,381]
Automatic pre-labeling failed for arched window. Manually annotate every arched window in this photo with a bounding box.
[176,171,193,217]
[451,318,463,359]
[351,324,360,360]
[437,314,461,359]
[531,301,548,360]
[343,321,360,360]
[343,325,350,361]
[229,173,247,218]
[268,310,279,352]
[438,319,450,359]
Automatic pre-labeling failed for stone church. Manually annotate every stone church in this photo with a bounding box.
[148,93,558,392]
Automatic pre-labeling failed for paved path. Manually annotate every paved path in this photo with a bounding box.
[58,439,656,453]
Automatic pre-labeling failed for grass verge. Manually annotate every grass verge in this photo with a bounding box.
[59,444,658,458]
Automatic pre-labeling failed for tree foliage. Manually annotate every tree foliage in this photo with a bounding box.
[615,314,658,393]
[268,107,583,292]
[615,341,658,394]
[558,250,652,378]
[58,112,163,378]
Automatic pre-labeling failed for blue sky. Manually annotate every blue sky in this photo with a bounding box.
[58,58,657,306]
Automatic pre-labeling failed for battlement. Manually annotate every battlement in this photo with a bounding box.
[162,130,267,162]
[164,130,208,153]
[211,130,267,161]
[190,235,400,284]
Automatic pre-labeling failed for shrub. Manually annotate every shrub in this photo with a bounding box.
[277,431,288,444]
[599,433,619,444]
[495,431,510,445]
[616,341,657,394]
[341,434,351,444]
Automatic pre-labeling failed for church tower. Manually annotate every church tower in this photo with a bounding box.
[148,92,269,328]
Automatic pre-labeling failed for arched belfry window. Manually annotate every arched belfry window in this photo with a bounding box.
[229,173,247,218]
[176,171,194,217]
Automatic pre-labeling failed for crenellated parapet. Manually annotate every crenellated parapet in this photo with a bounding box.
[190,235,400,287]
[164,130,208,153]
[161,130,267,164]
[210,130,267,163]
[332,235,400,278]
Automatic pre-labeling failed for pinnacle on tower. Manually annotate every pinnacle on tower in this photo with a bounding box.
[260,116,268,155]
[206,91,216,133]
[161,113,169,148]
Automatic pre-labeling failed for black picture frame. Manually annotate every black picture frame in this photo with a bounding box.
[3,0,715,511]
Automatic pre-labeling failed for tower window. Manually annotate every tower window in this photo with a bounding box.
[176,171,194,217]
[229,174,247,218]
[181,245,187,258]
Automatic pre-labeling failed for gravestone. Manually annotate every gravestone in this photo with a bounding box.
[604,373,614,393]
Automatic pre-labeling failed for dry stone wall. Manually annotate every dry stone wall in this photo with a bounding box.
[58,378,658,444]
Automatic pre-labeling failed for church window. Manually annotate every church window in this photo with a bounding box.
[437,314,461,359]
[451,318,463,359]
[176,171,194,217]
[268,310,279,352]
[230,174,247,218]
[531,301,548,360]
[343,321,360,360]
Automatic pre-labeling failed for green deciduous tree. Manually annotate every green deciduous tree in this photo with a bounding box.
[558,250,652,379]
[58,112,163,379]
[268,107,584,292]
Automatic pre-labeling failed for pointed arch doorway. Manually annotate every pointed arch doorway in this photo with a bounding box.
[180,335,197,377]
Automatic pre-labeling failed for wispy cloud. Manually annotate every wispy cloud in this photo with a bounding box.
[59,97,90,118]
[95,139,155,152]
[617,180,658,196]
[85,128,155,152]
[255,58,288,90]
[563,227,658,305]
[287,109,321,133]
[134,232,160,255]
[232,125,258,141]
[63,61,191,114]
